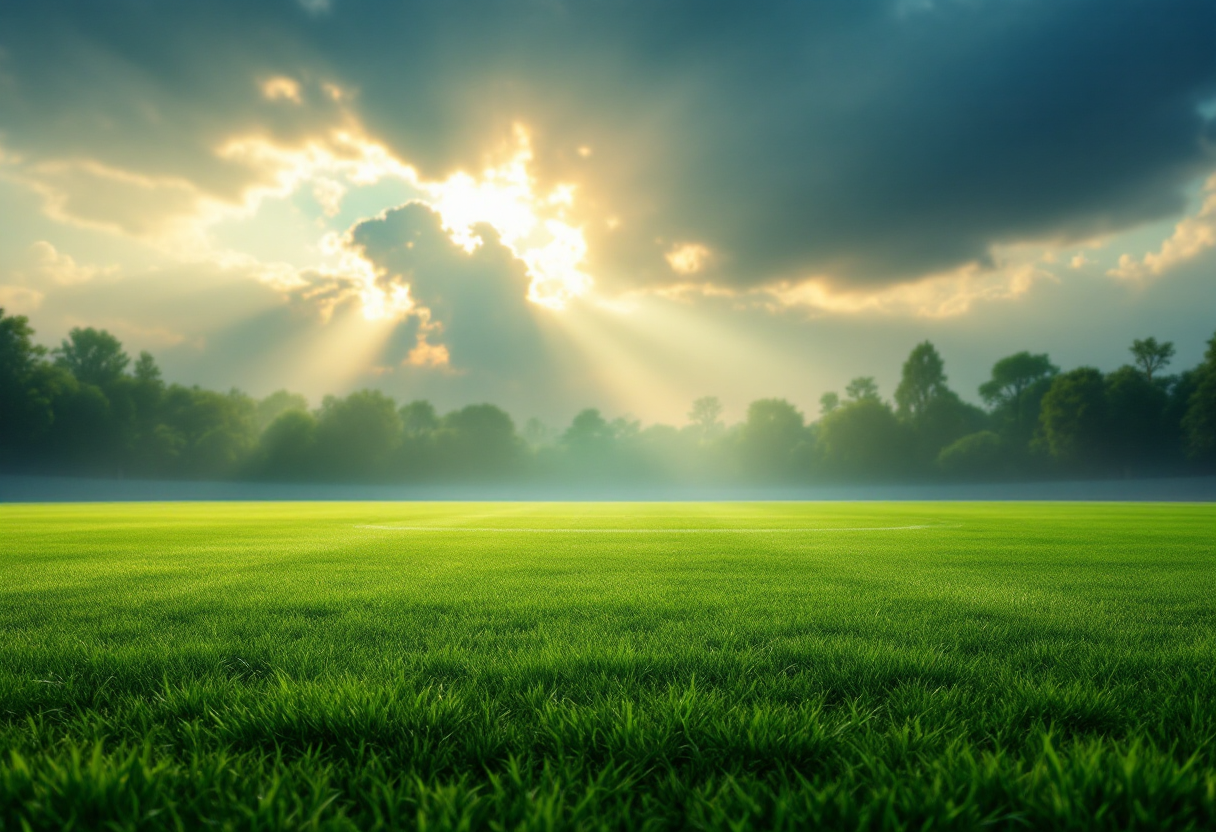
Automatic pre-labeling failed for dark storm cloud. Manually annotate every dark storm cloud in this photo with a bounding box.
[0,2,335,202]
[348,202,551,374]
[2,0,1214,289]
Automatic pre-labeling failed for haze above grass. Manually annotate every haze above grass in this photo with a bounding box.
[1,502,1214,830]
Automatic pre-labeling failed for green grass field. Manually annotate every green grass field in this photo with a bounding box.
[1,502,1214,831]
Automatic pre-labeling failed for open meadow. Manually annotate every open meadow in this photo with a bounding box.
[1,501,1214,831]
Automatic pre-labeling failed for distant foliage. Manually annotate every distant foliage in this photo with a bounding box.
[739,399,808,481]
[1039,368,1109,470]
[894,341,948,419]
[936,431,1007,479]
[979,351,1057,444]
[52,327,130,387]
[817,397,910,480]
[1,307,1213,483]
[1183,333,1216,462]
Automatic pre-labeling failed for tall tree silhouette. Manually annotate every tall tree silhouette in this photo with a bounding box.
[895,342,948,419]
[1129,337,1175,382]
[688,396,725,441]
[845,377,879,401]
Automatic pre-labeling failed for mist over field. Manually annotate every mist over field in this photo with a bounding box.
[4,474,1216,504]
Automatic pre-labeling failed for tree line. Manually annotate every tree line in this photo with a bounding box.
[2,308,1215,484]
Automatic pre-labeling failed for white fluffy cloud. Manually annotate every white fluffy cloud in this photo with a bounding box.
[31,241,117,286]
[1109,175,1216,280]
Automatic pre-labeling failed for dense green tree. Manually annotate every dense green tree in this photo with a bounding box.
[1163,369,1199,462]
[0,310,55,461]
[30,326,139,474]
[253,409,318,480]
[44,380,114,472]
[1182,331,1216,463]
[912,392,989,463]
[256,390,309,432]
[132,352,161,386]
[130,352,164,428]
[400,400,440,437]
[980,351,1058,443]
[687,396,724,441]
[0,311,43,382]
[434,404,520,478]
[894,342,986,465]
[819,392,839,415]
[817,397,911,480]
[895,342,949,419]
[1104,365,1168,473]
[556,408,625,480]
[392,401,440,475]
[313,390,403,481]
[563,409,615,455]
[611,416,641,444]
[738,398,807,480]
[1038,368,1108,470]
[845,377,880,402]
[53,327,129,387]
[160,386,258,478]
[636,422,697,478]
[126,352,167,474]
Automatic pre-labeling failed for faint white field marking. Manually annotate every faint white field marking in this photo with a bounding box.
[355,524,957,534]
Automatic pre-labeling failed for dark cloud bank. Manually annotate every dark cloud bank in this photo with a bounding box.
[2,0,1214,292]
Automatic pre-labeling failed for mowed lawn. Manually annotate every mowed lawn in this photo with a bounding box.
[0,502,1213,831]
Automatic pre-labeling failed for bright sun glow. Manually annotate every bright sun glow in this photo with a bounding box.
[423,124,592,310]
[219,122,594,319]
[665,242,711,275]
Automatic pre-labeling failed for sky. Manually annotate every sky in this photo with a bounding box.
[1,0,1214,427]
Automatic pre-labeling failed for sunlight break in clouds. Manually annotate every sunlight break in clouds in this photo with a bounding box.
[645,244,1055,320]
[216,120,591,318]
[8,91,593,329]
[665,243,712,275]
[1108,174,1216,281]
[766,262,1047,319]
[421,125,592,310]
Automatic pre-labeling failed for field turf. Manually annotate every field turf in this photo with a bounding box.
[0,501,1213,830]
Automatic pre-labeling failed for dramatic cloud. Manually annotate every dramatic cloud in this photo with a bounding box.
[2,0,1213,296]
[1109,175,1216,280]
[347,202,551,375]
